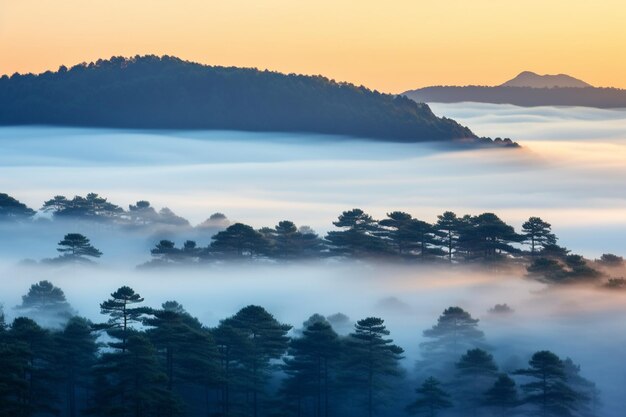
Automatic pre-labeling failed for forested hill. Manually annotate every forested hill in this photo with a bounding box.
[403,85,626,108]
[0,56,514,145]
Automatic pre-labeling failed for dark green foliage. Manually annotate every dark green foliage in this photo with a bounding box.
[457,213,522,261]
[453,348,498,414]
[0,192,36,221]
[522,217,557,256]
[210,223,269,259]
[56,317,99,417]
[0,56,481,143]
[421,307,484,358]
[9,317,60,416]
[149,240,200,264]
[0,335,31,416]
[343,317,405,417]
[483,374,519,415]
[597,253,624,266]
[379,212,441,259]
[220,305,291,417]
[42,193,123,221]
[515,351,583,417]
[528,255,603,284]
[97,286,146,352]
[56,233,103,263]
[326,209,388,257]
[281,319,341,417]
[268,221,326,259]
[435,211,461,262]
[15,280,75,328]
[562,358,599,417]
[406,377,452,417]
[89,334,182,417]
[144,302,219,402]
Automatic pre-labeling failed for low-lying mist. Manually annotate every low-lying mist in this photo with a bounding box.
[1,103,626,258]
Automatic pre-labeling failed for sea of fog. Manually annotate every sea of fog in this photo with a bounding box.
[1,104,626,415]
[1,103,625,258]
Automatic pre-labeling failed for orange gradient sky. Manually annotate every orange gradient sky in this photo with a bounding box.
[1,0,625,93]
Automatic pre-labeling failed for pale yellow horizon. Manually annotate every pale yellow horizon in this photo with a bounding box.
[1,0,625,93]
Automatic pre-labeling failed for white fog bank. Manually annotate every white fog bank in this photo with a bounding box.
[1,103,625,257]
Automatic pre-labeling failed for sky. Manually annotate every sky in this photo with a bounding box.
[1,0,625,93]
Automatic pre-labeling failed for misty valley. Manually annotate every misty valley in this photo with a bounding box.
[1,104,626,417]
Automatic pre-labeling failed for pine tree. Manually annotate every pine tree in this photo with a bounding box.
[562,358,598,417]
[0,192,37,221]
[56,233,103,263]
[522,217,557,256]
[56,316,99,417]
[457,213,521,261]
[343,317,404,417]
[0,331,31,416]
[325,209,388,258]
[421,307,485,359]
[515,350,581,417]
[483,374,519,417]
[15,280,75,328]
[97,286,146,352]
[272,221,325,259]
[282,320,341,417]
[213,320,249,417]
[435,211,461,262]
[209,223,269,259]
[9,317,60,416]
[453,348,498,415]
[225,305,291,417]
[406,377,452,417]
[144,302,219,417]
[379,212,440,258]
[89,334,182,417]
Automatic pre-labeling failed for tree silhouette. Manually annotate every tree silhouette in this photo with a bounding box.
[326,209,387,257]
[522,217,557,256]
[406,377,452,417]
[56,317,98,417]
[453,348,499,415]
[435,211,461,262]
[98,286,146,352]
[0,193,36,221]
[210,223,269,259]
[483,374,519,416]
[515,350,582,417]
[343,317,405,417]
[15,280,75,328]
[56,233,102,263]
[89,334,182,417]
[225,305,291,417]
[282,319,341,417]
[422,307,485,359]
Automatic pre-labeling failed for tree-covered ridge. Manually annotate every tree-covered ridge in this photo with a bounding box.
[0,56,516,146]
[0,284,600,417]
[402,85,626,109]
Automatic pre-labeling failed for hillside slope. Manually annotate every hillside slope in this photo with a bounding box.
[0,55,514,145]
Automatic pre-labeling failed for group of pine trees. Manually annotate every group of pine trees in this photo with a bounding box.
[3,191,622,283]
[149,210,561,262]
[0,281,600,417]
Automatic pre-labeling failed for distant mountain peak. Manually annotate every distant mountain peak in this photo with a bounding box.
[501,71,591,88]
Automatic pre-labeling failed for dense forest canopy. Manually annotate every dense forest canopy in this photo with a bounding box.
[0,283,601,417]
[402,85,626,108]
[0,56,516,146]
